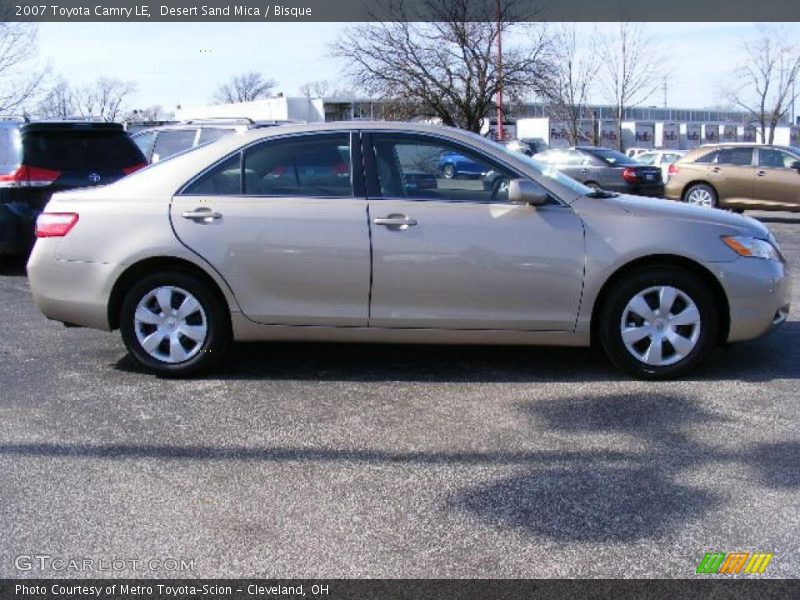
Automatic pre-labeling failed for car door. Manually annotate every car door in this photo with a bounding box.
[752,147,800,209]
[708,146,755,204]
[364,132,585,331]
[170,131,371,326]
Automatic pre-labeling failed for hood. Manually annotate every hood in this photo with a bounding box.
[582,193,771,238]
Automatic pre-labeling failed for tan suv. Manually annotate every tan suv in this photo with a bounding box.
[664,144,800,212]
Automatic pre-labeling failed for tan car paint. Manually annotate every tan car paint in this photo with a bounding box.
[27,123,791,354]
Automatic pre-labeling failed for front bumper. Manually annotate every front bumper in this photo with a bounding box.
[718,256,791,342]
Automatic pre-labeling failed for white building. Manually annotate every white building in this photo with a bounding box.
[175,96,325,123]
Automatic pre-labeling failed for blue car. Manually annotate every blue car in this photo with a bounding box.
[438,151,487,179]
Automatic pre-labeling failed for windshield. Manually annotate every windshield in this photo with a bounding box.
[584,147,638,166]
[635,153,658,165]
[464,131,592,196]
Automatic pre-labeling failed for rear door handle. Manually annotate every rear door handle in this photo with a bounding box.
[757,170,767,177]
[373,214,418,230]
[712,167,721,173]
[182,208,223,223]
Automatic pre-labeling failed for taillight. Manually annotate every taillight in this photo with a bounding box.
[122,163,147,175]
[668,164,679,177]
[622,167,638,183]
[35,213,79,238]
[0,165,61,188]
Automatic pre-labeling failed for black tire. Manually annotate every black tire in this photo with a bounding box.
[682,183,718,208]
[598,266,719,380]
[442,164,456,179]
[585,181,602,191]
[120,270,230,377]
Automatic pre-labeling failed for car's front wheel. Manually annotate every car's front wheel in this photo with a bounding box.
[683,183,718,208]
[120,271,230,376]
[599,267,719,379]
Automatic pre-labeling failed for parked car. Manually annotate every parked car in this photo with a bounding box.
[665,144,800,211]
[28,122,789,380]
[535,146,664,196]
[635,149,687,182]
[438,150,487,179]
[502,138,549,157]
[0,119,146,256]
[131,118,298,163]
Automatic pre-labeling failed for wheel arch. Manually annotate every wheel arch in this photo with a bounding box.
[108,256,233,331]
[589,254,730,346]
[681,180,717,202]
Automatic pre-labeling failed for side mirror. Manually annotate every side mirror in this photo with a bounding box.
[508,178,548,206]
[790,160,800,172]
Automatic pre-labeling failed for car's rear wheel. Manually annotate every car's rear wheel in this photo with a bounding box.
[599,267,719,379]
[442,164,456,179]
[120,271,230,377]
[585,181,602,190]
[683,183,718,208]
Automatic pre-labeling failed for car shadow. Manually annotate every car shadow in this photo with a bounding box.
[2,391,795,543]
[753,215,800,225]
[450,392,782,541]
[0,255,27,276]
[112,320,800,383]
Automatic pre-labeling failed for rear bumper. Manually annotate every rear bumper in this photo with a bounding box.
[719,257,791,342]
[27,240,118,330]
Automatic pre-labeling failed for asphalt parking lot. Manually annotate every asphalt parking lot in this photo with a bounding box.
[1,211,799,579]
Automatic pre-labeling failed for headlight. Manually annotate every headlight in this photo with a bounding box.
[721,236,781,261]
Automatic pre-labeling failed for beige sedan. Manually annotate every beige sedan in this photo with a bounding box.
[27,123,790,379]
[665,144,800,211]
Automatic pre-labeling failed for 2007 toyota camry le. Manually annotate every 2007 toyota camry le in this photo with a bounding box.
[27,122,790,379]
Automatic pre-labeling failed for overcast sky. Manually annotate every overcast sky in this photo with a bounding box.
[35,22,795,112]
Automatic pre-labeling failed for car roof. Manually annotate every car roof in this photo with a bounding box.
[20,121,125,133]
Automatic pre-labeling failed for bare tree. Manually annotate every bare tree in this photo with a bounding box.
[728,26,800,144]
[598,23,661,151]
[332,0,550,133]
[0,23,47,114]
[299,80,331,99]
[74,78,137,121]
[37,79,76,119]
[541,24,598,145]
[126,105,170,122]
[213,71,276,103]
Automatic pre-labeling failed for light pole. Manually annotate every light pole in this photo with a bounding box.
[496,0,504,141]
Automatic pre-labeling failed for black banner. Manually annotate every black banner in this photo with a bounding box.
[2,580,800,600]
[1,0,800,22]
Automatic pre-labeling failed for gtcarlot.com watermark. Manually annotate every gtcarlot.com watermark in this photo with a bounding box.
[14,554,195,573]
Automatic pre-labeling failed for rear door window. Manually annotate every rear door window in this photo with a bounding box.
[242,133,352,197]
[21,130,145,170]
[716,147,753,166]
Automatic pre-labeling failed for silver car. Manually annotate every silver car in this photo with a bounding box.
[27,122,790,379]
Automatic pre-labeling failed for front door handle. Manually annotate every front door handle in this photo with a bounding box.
[756,170,767,177]
[712,167,721,173]
[182,208,223,223]
[373,214,418,230]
